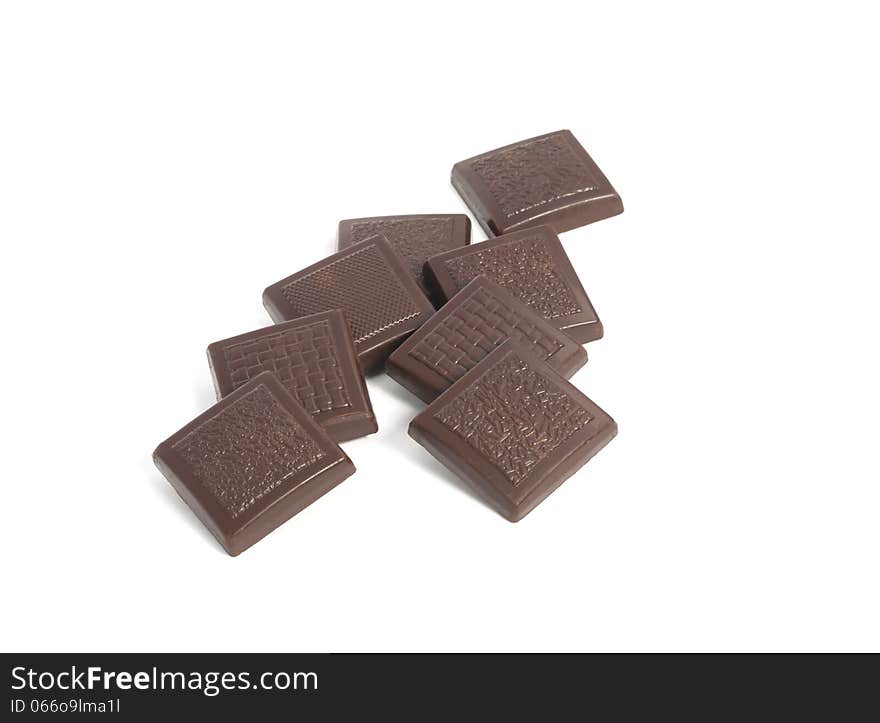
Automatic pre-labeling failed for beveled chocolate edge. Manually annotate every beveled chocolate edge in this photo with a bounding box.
[153,371,352,551]
[229,450,355,555]
[423,226,603,343]
[206,310,377,441]
[386,276,587,403]
[501,191,624,236]
[336,214,472,252]
[451,130,622,236]
[409,341,616,518]
[513,416,616,520]
[450,166,497,238]
[153,453,231,554]
[262,236,435,370]
[451,214,472,249]
[407,421,515,520]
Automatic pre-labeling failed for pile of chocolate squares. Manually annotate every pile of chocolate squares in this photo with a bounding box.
[154,130,622,555]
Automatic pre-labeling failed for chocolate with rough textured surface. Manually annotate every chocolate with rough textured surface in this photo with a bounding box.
[386,276,587,403]
[207,310,376,442]
[153,372,355,555]
[263,235,435,371]
[424,225,602,343]
[337,214,471,299]
[451,130,623,236]
[409,342,616,522]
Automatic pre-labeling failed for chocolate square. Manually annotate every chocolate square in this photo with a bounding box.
[452,130,622,236]
[153,372,355,555]
[409,342,616,522]
[207,310,377,442]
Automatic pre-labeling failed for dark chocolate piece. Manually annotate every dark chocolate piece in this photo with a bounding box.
[207,310,377,442]
[153,372,355,555]
[452,130,623,236]
[409,342,616,522]
[263,235,435,371]
[337,214,471,299]
[386,276,587,403]
[424,226,602,343]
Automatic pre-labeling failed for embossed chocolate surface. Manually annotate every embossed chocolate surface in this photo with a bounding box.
[263,235,435,371]
[451,130,623,236]
[386,276,587,403]
[153,372,355,555]
[424,226,602,343]
[337,214,471,298]
[207,310,376,442]
[409,342,616,522]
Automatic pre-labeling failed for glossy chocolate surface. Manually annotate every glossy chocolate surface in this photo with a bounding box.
[409,342,616,522]
[263,235,435,371]
[386,276,587,403]
[451,130,623,236]
[337,214,471,300]
[153,372,356,555]
[424,226,602,343]
[207,310,376,442]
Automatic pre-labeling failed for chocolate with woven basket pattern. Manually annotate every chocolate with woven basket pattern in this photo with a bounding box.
[386,276,587,403]
[207,309,377,442]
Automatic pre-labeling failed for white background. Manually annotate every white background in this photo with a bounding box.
[1,1,878,652]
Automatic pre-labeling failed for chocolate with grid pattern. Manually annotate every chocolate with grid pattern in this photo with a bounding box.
[451,130,623,237]
[337,214,471,301]
[153,372,355,555]
[207,310,376,442]
[386,277,587,403]
[409,341,616,522]
[424,225,602,343]
[263,235,435,371]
